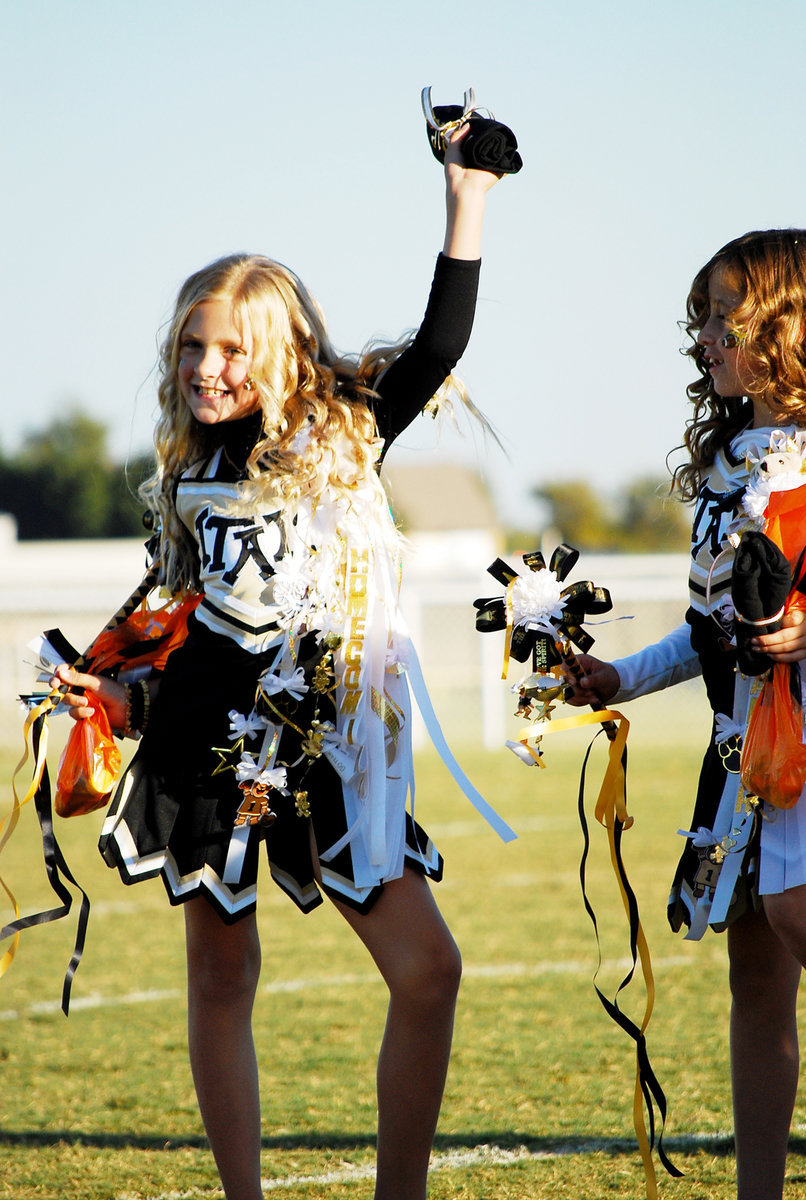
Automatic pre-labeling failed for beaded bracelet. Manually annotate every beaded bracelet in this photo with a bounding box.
[121,679,150,738]
[140,679,151,734]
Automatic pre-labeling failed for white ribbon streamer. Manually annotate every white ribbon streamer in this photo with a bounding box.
[223,825,251,885]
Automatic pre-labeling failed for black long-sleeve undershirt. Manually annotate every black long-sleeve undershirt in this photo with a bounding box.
[371,253,481,455]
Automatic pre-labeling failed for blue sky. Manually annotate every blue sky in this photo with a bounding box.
[3,0,806,526]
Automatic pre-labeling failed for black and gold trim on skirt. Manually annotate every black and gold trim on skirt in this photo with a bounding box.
[98,619,442,922]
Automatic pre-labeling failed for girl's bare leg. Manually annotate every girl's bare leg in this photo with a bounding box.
[184,897,264,1200]
[728,902,802,1200]
[331,869,462,1200]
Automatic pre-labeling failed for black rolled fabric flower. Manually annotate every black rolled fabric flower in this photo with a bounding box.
[426,106,523,174]
[731,530,792,675]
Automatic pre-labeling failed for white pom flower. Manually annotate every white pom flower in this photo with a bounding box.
[510,569,565,635]
[272,567,309,616]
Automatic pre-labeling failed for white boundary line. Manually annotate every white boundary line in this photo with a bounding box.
[116,1136,739,1200]
[0,953,712,1021]
[115,1145,562,1199]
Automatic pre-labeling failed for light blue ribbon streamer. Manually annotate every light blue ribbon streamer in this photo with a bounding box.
[405,645,518,844]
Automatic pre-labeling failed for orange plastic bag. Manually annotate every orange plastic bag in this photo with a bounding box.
[85,592,201,676]
[55,699,122,818]
[740,664,806,809]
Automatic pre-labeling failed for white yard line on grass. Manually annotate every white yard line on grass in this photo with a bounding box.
[0,953,715,1021]
[117,1136,737,1199]
[113,1144,616,1199]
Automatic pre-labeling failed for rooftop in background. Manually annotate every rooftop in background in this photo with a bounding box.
[383,463,500,533]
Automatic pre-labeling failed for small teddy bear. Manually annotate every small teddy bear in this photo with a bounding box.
[742,430,806,524]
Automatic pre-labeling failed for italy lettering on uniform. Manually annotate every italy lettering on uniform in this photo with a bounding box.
[194,506,285,585]
[690,485,745,558]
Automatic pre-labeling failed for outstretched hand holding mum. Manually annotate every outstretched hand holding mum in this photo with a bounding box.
[564,610,806,711]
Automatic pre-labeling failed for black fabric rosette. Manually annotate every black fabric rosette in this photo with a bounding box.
[473,544,612,671]
[731,530,792,675]
[426,105,523,174]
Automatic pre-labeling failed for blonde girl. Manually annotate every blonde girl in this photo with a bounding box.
[54,129,501,1200]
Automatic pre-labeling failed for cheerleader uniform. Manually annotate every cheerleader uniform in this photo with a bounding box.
[99,254,481,922]
[610,425,806,939]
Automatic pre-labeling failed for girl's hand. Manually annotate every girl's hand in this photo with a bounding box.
[50,664,127,729]
[563,654,621,707]
[753,608,806,663]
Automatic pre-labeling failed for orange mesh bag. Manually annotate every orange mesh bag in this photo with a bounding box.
[55,698,122,818]
[740,663,806,809]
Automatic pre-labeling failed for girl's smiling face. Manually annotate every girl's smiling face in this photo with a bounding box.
[178,299,259,424]
[697,269,752,399]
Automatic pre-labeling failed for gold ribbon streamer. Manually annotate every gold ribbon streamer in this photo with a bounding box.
[515,707,632,823]
[502,579,517,679]
[371,687,404,767]
[515,706,668,1199]
[0,691,58,978]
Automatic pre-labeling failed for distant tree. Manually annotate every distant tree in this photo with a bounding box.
[532,481,621,551]
[616,476,691,552]
[0,410,153,539]
[532,477,691,553]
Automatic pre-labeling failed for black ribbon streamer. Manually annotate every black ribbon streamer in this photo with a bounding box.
[0,712,91,1016]
[577,730,682,1181]
[4,555,163,1014]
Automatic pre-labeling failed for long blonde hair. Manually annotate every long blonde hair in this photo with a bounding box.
[143,254,419,589]
[672,229,806,499]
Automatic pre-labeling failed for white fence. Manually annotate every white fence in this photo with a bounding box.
[0,533,704,753]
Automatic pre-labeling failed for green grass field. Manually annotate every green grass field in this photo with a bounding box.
[1,708,806,1199]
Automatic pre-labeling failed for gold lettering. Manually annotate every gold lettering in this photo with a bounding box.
[349,574,368,599]
[344,640,362,667]
[338,547,372,720]
[349,549,370,571]
[343,664,362,689]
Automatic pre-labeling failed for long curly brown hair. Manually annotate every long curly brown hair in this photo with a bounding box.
[142,254,419,590]
[672,229,806,500]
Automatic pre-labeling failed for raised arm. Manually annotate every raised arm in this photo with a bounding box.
[373,131,502,447]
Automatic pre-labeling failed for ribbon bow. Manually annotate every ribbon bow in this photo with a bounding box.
[474,544,612,678]
[234,756,288,791]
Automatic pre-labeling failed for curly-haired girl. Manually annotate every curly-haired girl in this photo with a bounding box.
[568,229,806,1200]
[53,126,502,1200]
